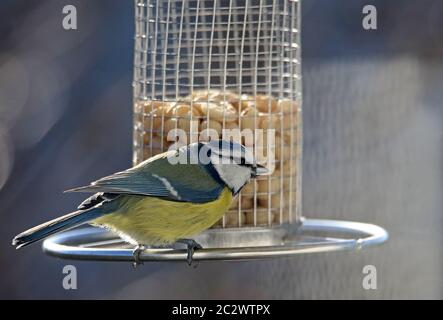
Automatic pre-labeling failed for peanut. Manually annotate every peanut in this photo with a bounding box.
[194,101,237,123]
[258,193,283,209]
[257,171,281,195]
[225,211,246,227]
[255,95,278,113]
[245,210,275,225]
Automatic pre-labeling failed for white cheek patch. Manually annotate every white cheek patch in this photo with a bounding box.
[152,174,181,200]
[212,163,251,194]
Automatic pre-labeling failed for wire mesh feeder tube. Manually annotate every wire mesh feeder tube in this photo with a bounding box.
[133,0,302,242]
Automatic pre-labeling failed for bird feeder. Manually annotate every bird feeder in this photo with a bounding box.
[43,0,388,263]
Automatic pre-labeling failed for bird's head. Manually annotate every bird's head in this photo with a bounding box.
[201,140,268,195]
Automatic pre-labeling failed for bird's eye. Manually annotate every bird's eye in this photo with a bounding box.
[240,157,252,167]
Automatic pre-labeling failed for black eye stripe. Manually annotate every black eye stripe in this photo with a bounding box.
[216,155,251,166]
[233,157,253,167]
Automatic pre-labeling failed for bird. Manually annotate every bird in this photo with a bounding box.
[12,140,268,265]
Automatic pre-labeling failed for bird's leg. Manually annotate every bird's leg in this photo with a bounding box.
[177,239,203,266]
[132,244,146,268]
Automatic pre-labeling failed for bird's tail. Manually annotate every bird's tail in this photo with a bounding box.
[12,208,102,249]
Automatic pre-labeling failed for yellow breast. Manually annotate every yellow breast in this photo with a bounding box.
[92,187,233,245]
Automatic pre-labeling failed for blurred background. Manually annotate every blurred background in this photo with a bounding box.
[1,0,442,299]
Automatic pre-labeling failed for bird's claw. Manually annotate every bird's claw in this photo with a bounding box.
[178,239,202,266]
[132,244,146,268]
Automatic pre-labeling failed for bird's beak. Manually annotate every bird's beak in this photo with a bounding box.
[253,164,269,177]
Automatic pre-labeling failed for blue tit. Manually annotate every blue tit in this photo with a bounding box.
[12,140,268,265]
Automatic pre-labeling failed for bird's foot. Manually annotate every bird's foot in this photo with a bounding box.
[132,244,146,268]
[177,239,203,266]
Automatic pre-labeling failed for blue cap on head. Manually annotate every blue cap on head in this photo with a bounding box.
[205,139,254,165]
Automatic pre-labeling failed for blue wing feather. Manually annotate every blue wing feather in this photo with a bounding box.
[65,145,225,203]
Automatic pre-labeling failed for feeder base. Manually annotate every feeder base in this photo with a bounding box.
[42,218,388,262]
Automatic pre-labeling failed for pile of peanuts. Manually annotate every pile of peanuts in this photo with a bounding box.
[134,90,300,227]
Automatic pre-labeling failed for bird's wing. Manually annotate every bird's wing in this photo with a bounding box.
[77,192,121,210]
[65,147,224,203]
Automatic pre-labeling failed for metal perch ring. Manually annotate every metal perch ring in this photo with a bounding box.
[42,218,388,262]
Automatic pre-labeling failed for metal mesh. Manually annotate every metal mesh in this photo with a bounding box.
[133,0,302,228]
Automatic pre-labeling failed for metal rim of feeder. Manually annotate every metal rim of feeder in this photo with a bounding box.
[42,219,388,262]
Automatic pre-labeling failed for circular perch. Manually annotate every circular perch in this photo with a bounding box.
[42,218,388,262]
